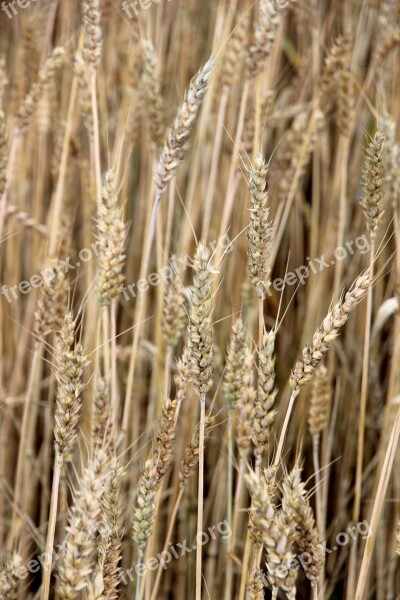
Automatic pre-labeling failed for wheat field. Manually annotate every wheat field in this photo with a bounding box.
[0,0,399,598]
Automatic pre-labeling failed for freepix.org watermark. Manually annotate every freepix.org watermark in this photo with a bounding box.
[1,0,38,19]
[0,234,232,304]
[0,519,232,594]
[0,241,102,303]
[122,0,171,19]
[120,519,231,584]
[266,233,370,296]
[119,233,232,302]
[259,519,371,586]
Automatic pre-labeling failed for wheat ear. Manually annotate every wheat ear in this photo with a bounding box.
[275,271,371,467]
[142,40,165,152]
[187,244,215,600]
[82,0,102,70]
[153,59,214,195]
[245,469,297,599]
[122,58,213,447]
[98,457,124,600]
[282,463,324,588]
[246,0,281,78]
[0,553,22,599]
[56,449,110,599]
[16,47,65,133]
[350,130,385,594]
[247,568,265,599]
[309,364,330,541]
[253,330,278,467]
[42,313,89,600]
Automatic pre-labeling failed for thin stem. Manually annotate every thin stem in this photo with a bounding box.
[312,433,324,539]
[312,433,325,599]
[41,455,62,600]
[11,344,42,542]
[224,412,234,600]
[48,32,84,256]
[196,394,206,600]
[201,91,228,243]
[348,237,375,597]
[238,528,252,600]
[122,189,161,441]
[274,389,299,467]
[110,298,118,429]
[354,406,400,600]
[90,73,102,208]
[150,489,184,600]
[0,134,19,249]
[135,557,142,600]
[353,237,375,523]
[258,297,264,343]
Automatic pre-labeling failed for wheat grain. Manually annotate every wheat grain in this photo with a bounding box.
[360,131,385,234]
[247,153,273,299]
[153,59,213,195]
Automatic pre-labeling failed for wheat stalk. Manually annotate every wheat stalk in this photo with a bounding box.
[275,271,371,467]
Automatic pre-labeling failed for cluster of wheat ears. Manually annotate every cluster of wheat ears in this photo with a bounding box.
[0,0,399,598]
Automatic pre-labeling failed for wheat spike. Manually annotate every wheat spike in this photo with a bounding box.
[179,416,215,488]
[221,9,250,89]
[16,47,65,132]
[308,364,330,436]
[57,449,110,599]
[247,153,273,299]
[0,553,22,599]
[153,59,213,195]
[223,318,247,411]
[82,0,102,69]
[142,40,165,152]
[54,313,89,461]
[253,330,277,462]
[282,463,324,586]
[245,468,297,598]
[247,568,265,599]
[92,378,113,447]
[246,0,281,78]
[96,170,126,306]
[35,263,68,338]
[154,395,179,481]
[99,457,124,599]
[74,52,93,136]
[188,244,215,397]
[235,347,256,455]
[360,131,385,234]
[161,258,187,349]
[290,271,371,391]
[132,458,159,559]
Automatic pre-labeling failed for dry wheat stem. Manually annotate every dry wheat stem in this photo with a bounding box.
[355,404,400,600]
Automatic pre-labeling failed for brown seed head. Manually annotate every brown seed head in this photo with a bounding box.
[54,313,89,460]
[252,330,277,461]
[97,170,126,306]
[154,59,213,195]
[223,318,247,410]
[188,245,214,397]
[161,258,187,348]
[360,131,385,234]
[82,0,102,69]
[290,272,371,390]
[247,153,273,299]
[308,364,330,436]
